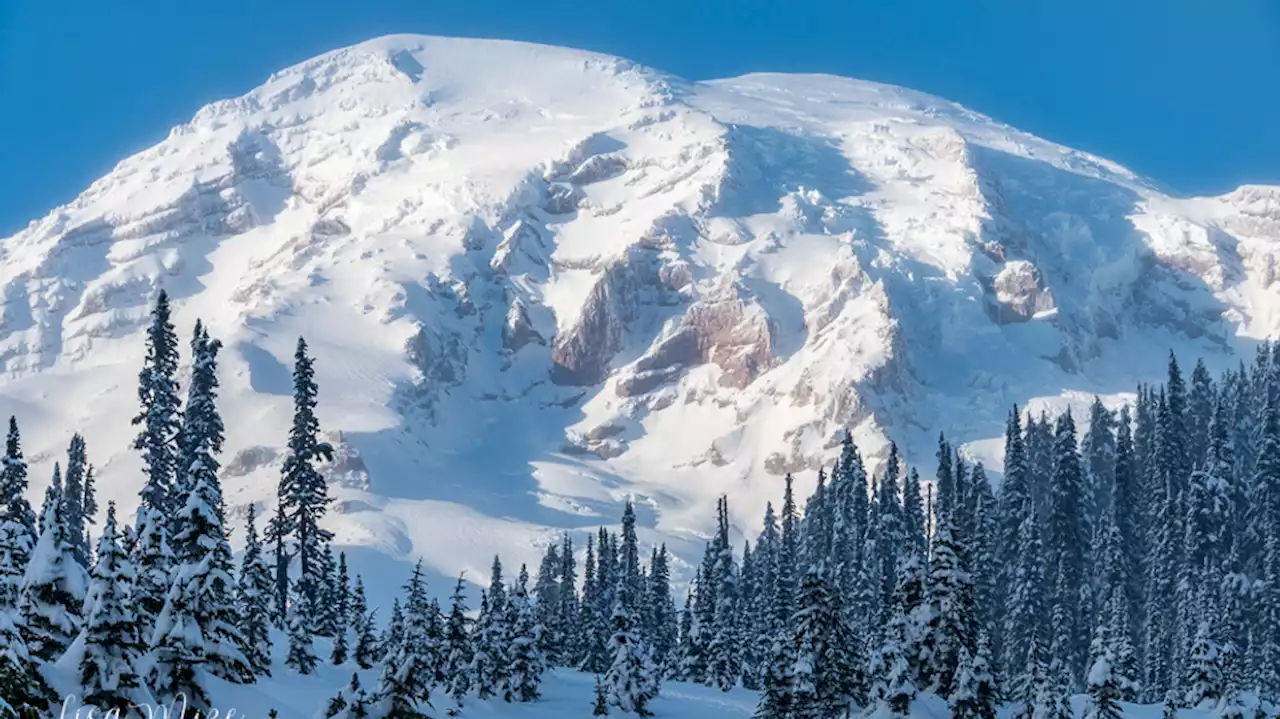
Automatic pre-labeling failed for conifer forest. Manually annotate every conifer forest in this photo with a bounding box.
[1,292,1279,719]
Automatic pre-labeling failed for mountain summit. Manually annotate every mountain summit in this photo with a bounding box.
[2,35,1277,585]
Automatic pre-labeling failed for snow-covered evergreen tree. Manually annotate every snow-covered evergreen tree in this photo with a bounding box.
[20,486,87,661]
[76,503,145,713]
[0,608,51,715]
[132,290,183,518]
[285,579,319,674]
[351,576,379,671]
[1045,410,1090,683]
[603,586,657,717]
[275,337,336,618]
[0,417,36,610]
[332,552,352,665]
[556,534,580,666]
[441,574,473,708]
[162,322,252,684]
[950,641,999,719]
[923,510,978,697]
[236,503,274,677]
[789,562,861,718]
[326,673,372,719]
[60,433,91,568]
[130,504,169,639]
[471,557,511,700]
[509,564,545,702]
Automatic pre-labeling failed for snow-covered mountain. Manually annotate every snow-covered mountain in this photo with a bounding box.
[3,34,1279,598]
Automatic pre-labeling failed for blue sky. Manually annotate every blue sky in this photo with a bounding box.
[1,0,1278,236]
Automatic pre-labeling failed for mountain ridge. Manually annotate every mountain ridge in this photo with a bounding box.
[2,33,1277,600]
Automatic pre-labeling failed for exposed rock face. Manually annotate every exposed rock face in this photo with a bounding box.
[503,297,544,352]
[616,281,773,396]
[551,254,653,385]
[988,260,1056,323]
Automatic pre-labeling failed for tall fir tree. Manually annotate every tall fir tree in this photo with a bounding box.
[922,510,978,697]
[275,337,336,616]
[0,417,36,610]
[331,551,352,665]
[236,504,274,677]
[60,433,91,568]
[1045,410,1089,683]
[132,289,183,518]
[163,323,252,684]
[471,557,511,700]
[442,575,473,708]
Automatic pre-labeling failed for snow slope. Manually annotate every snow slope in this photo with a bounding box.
[3,34,1280,601]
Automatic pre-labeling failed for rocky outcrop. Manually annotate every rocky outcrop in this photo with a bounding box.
[985,260,1056,323]
[503,297,545,352]
[615,280,773,396]
[551,253,655,385]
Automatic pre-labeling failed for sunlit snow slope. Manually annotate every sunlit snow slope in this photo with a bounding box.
[3,35,1280,597]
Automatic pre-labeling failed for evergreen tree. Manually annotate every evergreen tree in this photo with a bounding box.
[580,535,610,674]
[149,552,220,713]
[471,557,511,700]
[315,544,338,638]
[1003,504,1044,689]
[646,544,678,672]
[1111,405,1143,647]
[382,598,405,664]
[1082,398,1117,544]
[1183,619,1225,709]
[789,563,862,718]
[285,579,319,674]
[442,575,473,708]
[968,463,1001,651]
[1033,665,1073,719]
[603,588,657,717]
[352,576,379,670]
[509,564,545,702]
[923,511,978,697]
[130,505,169,639]
[593,676,610,716]
[162,323,252,684]
[236,504,274,677]
[1188,360,1216,473]
[534,542,562,661]
[331,551,351,665]
[950,641,999,719]
[0,608,51,715]
[20,486,87,661]
[556,534,580,666]
[61,433,91,568]
[275,337,336,615]
[265,501,290,625]
[1045,410,1089,682]
[77,503,145,713]
[326,674,372,719]
[132,289,183,517]
[39,464,60,536]
[706,497,741,692]
[398,560,441,695]
[0,417,36,610]
[373,623,431,719]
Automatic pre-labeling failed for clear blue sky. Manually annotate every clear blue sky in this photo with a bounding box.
[2,0,1278,236]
